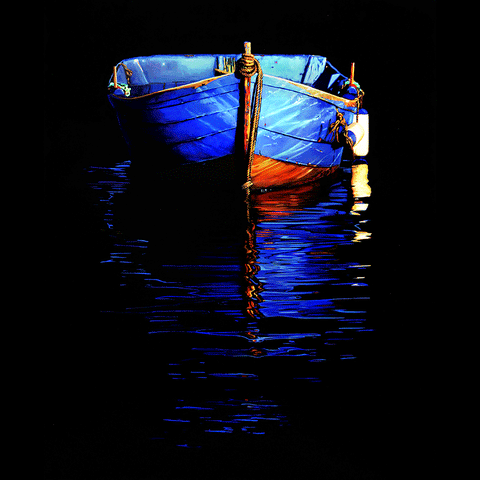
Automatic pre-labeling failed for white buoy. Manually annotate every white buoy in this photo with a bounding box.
[344,63,369,157]
[352,109,369,157]
[346,122,365,145]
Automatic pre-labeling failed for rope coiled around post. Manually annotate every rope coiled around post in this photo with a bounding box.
[236,53,258,78]
[236,53,263,189]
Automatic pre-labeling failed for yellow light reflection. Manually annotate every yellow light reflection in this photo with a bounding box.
[351,164,371,199]
[352,230,371,242]
[350,163,371,216]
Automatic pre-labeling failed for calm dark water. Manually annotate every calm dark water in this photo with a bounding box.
[74,160,378,472]
[45,148,435,479]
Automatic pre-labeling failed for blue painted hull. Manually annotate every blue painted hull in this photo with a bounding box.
[108,54,362,188]
[253,75,355,167]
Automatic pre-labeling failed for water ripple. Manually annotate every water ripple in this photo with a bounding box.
[88,160,373,439]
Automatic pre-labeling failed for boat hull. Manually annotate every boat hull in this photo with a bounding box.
[251,154,339,189]
[108,61,358,190]
[109,74,241,163]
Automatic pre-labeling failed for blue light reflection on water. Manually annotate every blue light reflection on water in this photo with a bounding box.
[88,160,373,444]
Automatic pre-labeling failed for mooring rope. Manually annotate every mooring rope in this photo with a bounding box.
[329,109,354,149]
[110,62,134,96]
[117,63,133,85]
[236,53,263,189]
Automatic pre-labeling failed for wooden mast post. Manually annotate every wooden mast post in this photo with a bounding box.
[349,62,355,86]
[113,65,118,89]
[243,42,252,158]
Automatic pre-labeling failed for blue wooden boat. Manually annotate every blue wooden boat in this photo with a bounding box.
[108,42,368,190]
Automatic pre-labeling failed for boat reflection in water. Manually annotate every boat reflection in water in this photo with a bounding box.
[241,164,372,343]
[89,160,372,441]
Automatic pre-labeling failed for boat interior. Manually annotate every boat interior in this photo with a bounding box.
[110,54,347,97]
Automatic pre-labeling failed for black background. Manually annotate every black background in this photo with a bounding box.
[44,1,436,478]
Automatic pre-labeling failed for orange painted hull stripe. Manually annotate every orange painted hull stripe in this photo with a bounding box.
[250,154,338,189]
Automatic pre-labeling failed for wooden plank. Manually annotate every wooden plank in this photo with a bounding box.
[265,74,357,108]
[111,73,236,100]
[250,154,338,189]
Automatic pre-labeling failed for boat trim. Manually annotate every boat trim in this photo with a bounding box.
[250,154,339,189]
[109,72,356,108]
[266,75,357,108]
[110,74,235,100]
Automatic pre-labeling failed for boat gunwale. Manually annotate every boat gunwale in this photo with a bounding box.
[108,72,357,108]
[109,73,237,101]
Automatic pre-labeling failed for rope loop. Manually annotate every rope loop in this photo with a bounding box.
[236,53,258,78]
[328,110,347,143]
[329,109,354,149]
[117,62,133,85]
[339,81,365,110]
[355,87,365,109]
